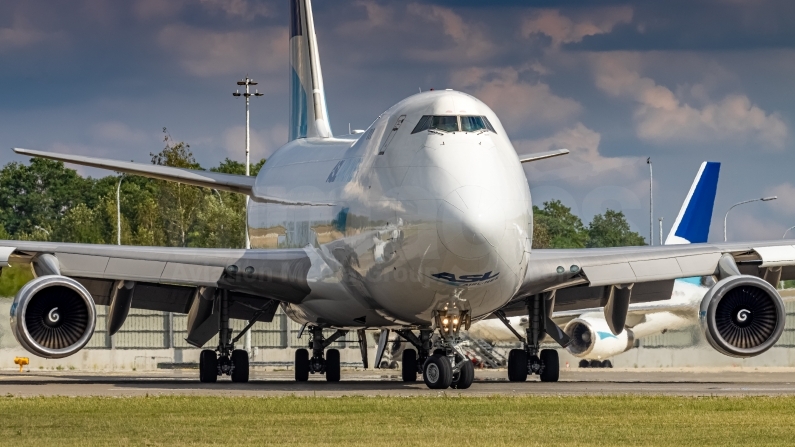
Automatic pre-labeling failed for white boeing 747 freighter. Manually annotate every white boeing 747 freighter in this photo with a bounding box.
[6,0,795,389]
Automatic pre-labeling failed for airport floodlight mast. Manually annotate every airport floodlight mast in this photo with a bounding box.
[723,196,777,241]
[647,157,653,245]
[233,76,264,250]
[116,174,124,245]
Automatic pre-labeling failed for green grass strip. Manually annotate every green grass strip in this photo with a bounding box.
[1,395,794,446]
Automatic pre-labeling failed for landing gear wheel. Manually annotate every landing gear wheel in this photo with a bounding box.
[579,359,590,368]
[199,349,218,383]
[589,359,601,368]
[451,359,474,389]
[507,349,528,382]
[326,349,341,382]
[423,354,453,389]
[539,349,559,382]
[295,348,309,382]
[601,360,613,368]
[402,349,418,382]
[230,349,249,383]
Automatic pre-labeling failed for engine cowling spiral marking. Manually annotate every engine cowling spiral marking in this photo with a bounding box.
[736,309,750,322]
[47,308,60,324]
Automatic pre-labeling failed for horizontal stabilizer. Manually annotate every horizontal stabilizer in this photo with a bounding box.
[13,148,332,206]
[518,148,569,163]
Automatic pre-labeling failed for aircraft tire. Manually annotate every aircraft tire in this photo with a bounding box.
[539,349,559,382]
[230,349,249,383]
[326,349,341,382]
[507,349,528,382]
[601,360,613,368]
[451,359,474,389]
[423,354,453,389]
[401,349,417,382]
[589,359,601,368]
[295,349,310,382]
[579,359,590,368]
[199,349,218,383]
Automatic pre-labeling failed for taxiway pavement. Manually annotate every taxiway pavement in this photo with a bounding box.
[1,368,794,397]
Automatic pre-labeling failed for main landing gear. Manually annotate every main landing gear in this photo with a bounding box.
[395,310,475,390]
[294,325,348,382]
[494,293,570,383]
[199,290,251,383]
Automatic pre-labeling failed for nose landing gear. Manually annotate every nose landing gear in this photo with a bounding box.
[395,310,476,390]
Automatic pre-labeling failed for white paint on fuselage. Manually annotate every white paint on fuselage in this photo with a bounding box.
[248,91,531,328]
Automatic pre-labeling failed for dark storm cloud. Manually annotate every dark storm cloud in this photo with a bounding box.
[565,0,795,51]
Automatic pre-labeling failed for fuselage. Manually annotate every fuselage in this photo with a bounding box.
[247,90,532,328]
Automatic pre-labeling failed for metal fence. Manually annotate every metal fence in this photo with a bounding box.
[75,299,795,352]
[85,307,361,351]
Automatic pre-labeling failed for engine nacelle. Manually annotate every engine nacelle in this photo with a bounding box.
[564,316,634,359]
[10,275,96,359]
[700,274,785,358]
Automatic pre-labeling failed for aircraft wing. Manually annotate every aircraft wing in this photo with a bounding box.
[0,240,312,327]
[507,240,795,318]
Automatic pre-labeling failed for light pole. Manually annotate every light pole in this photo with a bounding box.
[723,196,777,241]
[647,158,653,245]
[116,175,124,245]
[783,225,795,239]
[233,76,263,251]
[659,217,664,246]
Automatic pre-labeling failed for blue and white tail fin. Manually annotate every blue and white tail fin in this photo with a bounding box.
[289,0,332,140]
[665,161,721,245]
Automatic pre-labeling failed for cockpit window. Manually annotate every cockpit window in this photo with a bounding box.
[460,116,487,132]
[431,116,459,132]
[412,115,497,134]
[412,115,432,133]
[482,116,496,133]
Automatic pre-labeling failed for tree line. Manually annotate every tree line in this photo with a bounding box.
[0,130,264,249]
[532,200,646,249]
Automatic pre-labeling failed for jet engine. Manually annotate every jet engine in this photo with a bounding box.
[563,316,634,359]
[700,274,785,358]
[10,275,96,359]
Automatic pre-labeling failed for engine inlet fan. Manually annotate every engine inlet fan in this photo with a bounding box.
[714,285,777,350]
[11,275,96,359]
[700,274,785,358]
[24,286,90,350]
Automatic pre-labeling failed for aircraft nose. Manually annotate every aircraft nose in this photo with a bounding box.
[437,186,506,259]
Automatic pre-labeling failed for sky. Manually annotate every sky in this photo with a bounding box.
[1,0,794,243]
